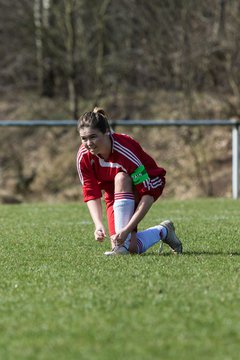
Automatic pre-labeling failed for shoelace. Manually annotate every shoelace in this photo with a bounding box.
[158,240,164,255]
[114,245,129,252]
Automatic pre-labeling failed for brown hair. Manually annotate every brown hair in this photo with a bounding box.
[77,107,110,133]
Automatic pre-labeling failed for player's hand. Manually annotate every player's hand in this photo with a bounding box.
[94,228,106,242]
[111,230,129,246]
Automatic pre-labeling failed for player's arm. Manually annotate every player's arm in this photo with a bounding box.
[87,199,106,242]
[77,151,104,241]
[125,194,154,233]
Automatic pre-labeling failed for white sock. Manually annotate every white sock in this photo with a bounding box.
[113,192,135,249]
[136,225,167,254]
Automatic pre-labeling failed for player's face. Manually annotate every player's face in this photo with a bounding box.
[79,127,109,155]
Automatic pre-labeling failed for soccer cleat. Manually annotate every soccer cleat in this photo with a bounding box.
[160,220,183,254]
[104,245,130,256]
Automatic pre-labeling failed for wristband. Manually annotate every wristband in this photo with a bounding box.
[131,165,150,185]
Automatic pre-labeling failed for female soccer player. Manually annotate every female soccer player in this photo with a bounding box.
[76,107,182,256]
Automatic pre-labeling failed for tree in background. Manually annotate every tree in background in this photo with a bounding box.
[0,0,239,118]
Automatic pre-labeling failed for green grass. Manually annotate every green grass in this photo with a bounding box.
[0,199,239,360]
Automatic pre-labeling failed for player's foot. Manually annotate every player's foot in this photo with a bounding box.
[160,220,183,254]
[104,245,130,256]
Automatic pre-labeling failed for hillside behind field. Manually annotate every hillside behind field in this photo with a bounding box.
[0,89,234,203]
[0,1,239,202]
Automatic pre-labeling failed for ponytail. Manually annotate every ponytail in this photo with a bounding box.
[77,107,110,133]
[93,107,107,117]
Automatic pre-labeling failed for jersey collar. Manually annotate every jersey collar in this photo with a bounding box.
[109,131,115,153]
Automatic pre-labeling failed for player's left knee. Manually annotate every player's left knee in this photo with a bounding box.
[114,172,132,192]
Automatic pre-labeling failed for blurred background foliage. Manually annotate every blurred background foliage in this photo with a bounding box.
[0,0,239,202]
[1,0,240,119]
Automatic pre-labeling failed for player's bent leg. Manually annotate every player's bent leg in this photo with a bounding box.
[104,173,141,256]
[114,171,132,193]
[113,172,135,251]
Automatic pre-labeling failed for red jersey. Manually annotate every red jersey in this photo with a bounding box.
[76,132,166,202]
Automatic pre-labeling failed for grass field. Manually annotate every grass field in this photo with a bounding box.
[0,199,239,360]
